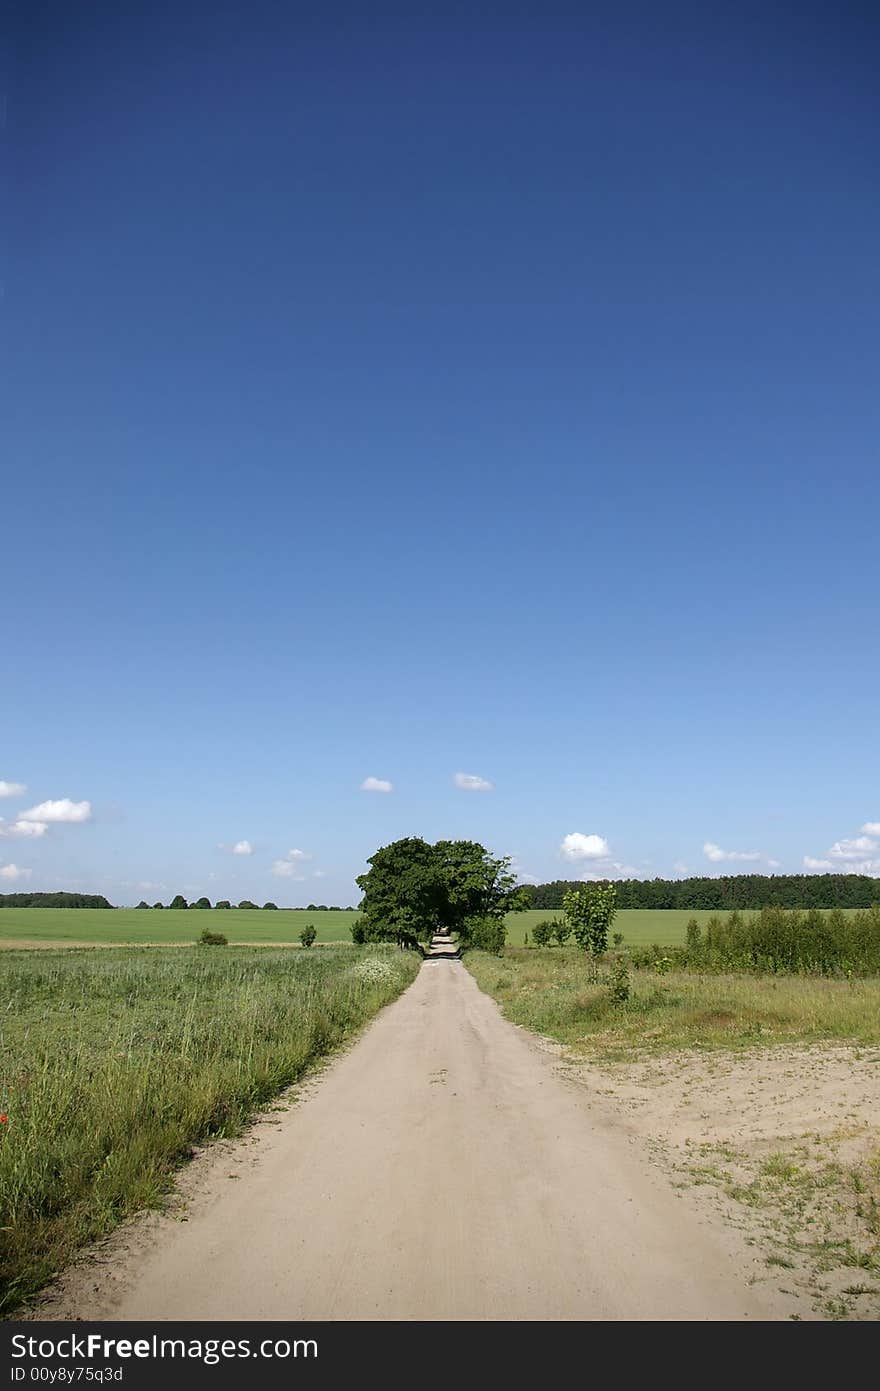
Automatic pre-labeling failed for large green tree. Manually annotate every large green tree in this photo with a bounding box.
[434,839,526,940]
[355,837,526,949]
[356,837,445,947]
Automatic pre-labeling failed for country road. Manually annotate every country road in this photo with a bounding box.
[39,959,799,1321]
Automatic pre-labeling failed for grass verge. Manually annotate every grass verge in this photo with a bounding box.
[0,944,420,1315]
[464,947,880,1057]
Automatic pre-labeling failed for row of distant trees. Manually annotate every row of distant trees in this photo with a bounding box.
[522,874,879,911]
[0,892,113,908]
[135,897,354,911]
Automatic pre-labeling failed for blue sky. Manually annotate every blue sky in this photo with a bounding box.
[3,2,878,905]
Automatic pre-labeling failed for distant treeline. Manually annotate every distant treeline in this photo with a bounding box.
[522,874,880,911]
[0,892,113,909]
[135,897,355,911]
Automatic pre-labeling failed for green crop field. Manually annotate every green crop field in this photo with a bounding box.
[503,908,717,946]
[0,908,360,945]
[0,906,864,948]
[0,943,420,1314]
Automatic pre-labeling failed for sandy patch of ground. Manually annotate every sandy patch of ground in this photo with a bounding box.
[548,1042,880,1320]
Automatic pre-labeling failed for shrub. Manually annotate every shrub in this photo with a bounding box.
[464,916,506,954]
[531,920,555,946]
[197,928,228,946]
[262,902,278,911]
[350,919,368,945]
[563,883,618,956]
[629,906,880,978]
[351,955,395,984]
[192,897,211,910]
[299,924,317,948]
[607,956,631,1003]
[215,900,231,910]
[238,901,257,910]
[551,918,572,946]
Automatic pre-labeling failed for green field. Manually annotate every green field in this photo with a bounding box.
[0,906,864,947]
[0,907,360,945]
[0,944,420,1314]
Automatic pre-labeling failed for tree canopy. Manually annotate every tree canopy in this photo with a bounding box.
[0,892,113,909]
[355,837,526,948]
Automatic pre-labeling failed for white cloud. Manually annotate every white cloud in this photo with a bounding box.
[0,781,26,798]
[803,824,880,877]
[232,840,253,856]
[18,798,91,824]
[561,832,611,862]
[828,836,878,860]
[271,859,306,880]
[361,777,393,793]
[1,863,32,881]
[703,842,764,864]
[5,820,49,838]
[453,772,493,792]
[285,848,310,861]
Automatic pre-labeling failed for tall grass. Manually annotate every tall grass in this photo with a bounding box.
[0,945,420,1314]
[631,905,880,976]
[465,947,880,1056]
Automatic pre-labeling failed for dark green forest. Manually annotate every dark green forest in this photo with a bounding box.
[522,874,879,911]
[0,892,113,909]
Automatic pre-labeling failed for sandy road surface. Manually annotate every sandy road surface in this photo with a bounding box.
[39,961,800,1320]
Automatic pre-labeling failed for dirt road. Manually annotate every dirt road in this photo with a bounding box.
[41,961,801,1320]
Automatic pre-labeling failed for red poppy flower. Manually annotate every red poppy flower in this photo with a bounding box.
[0,1115,6,1124]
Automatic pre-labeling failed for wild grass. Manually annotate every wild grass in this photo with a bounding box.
[466,947,880,1057]
[0,944,419,1314]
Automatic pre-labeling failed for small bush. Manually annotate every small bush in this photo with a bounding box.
[351,955,395,984]
[350,919,367,944]
[464,916,506,954]
[531,921,555,946]
[551,919,572,946]
[607,956,631,1003]
[197,928,228,946]
[299,924,317,948]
